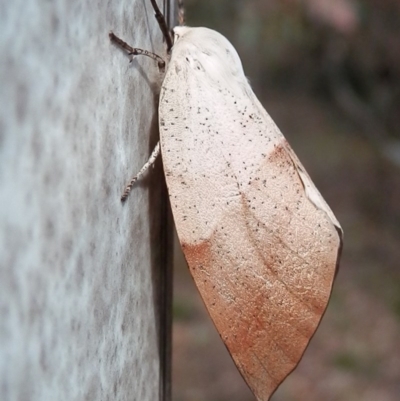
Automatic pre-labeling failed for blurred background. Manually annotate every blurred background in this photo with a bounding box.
[171,1,400,401]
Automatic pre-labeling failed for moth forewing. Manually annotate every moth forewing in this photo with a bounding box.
[159,26,342,401]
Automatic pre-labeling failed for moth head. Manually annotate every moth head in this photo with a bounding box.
[172,26,246,83]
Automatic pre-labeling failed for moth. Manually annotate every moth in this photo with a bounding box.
[110,1,343,399]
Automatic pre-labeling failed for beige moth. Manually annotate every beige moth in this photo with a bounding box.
[110,1,343,400]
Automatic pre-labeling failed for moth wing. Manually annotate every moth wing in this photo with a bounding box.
[160,46,342,400]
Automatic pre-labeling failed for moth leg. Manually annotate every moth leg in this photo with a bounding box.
[149,0,173,51]
[109,31,165,70]
[121,141,161,202]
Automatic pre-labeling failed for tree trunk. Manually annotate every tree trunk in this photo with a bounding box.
[0,1,173,400]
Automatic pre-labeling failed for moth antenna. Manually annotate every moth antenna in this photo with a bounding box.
[109,32,165,70]
[121,142,161,202]
[178,0,185,26]
[149,0,173,52]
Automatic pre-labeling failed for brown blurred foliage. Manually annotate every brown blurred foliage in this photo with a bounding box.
[172,1,400,401]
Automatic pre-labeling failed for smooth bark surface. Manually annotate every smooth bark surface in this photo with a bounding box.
[0,1,173,400]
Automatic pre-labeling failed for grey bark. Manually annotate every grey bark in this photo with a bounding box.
[0,0,173,400]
